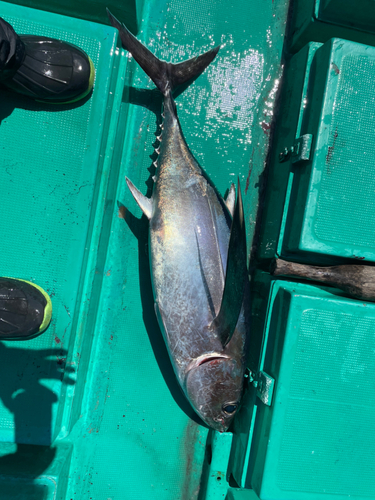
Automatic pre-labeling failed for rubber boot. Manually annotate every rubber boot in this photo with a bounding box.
[0,278,52,341]
[0,17,95,103]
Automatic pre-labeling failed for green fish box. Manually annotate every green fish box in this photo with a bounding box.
[259,37,375,264]
[233,276,375,500]
[290,0,375,53]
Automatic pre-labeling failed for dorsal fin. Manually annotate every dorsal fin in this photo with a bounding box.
[210,178,247,346]
[126,177,152,219]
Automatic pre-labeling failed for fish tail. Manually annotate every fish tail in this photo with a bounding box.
[107,9,220,95]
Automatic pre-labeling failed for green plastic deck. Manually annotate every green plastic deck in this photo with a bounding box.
[0,0,289,499]
[1,0,374,499]
[65,0,288,497]
[0,2,120,498]
[2,0,145,34]
[0,4,119,444]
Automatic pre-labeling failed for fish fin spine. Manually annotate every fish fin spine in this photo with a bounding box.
[125,177,152,219]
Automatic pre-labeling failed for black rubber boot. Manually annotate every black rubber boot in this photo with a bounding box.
[0,17,95,103]
[0,278,52,341]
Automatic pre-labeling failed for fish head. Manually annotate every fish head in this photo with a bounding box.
[185,355,244,432]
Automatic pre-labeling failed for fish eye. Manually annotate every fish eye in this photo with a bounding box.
[222,403,238,415]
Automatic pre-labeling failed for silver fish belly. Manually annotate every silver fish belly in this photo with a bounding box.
[108,10,250,432]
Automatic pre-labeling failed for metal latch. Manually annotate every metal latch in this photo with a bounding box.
[279,134,313,164]
[256,371,275,406]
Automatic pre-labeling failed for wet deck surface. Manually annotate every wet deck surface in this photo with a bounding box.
[68,1,290,498]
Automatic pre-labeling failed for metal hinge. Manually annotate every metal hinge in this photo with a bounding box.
[255,371,275,406]
[279,134,313,164]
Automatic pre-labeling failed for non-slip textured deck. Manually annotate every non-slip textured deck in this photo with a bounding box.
[0,4,118,442]
[66,0,289,498]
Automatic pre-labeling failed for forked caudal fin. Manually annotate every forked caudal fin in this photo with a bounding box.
[107,9,220,95]
[210,178,248,347]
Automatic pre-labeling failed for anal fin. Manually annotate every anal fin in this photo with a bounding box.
[126,177,152,219]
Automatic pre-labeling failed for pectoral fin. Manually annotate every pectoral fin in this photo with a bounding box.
[225,183,236,217]
[210,178,247,346]
[126,177,152,219]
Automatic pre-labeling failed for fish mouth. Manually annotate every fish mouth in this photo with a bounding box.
[212,418,227,433]
[187,354,229,372]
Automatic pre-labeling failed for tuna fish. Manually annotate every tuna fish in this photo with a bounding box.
[108,10,250,432]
